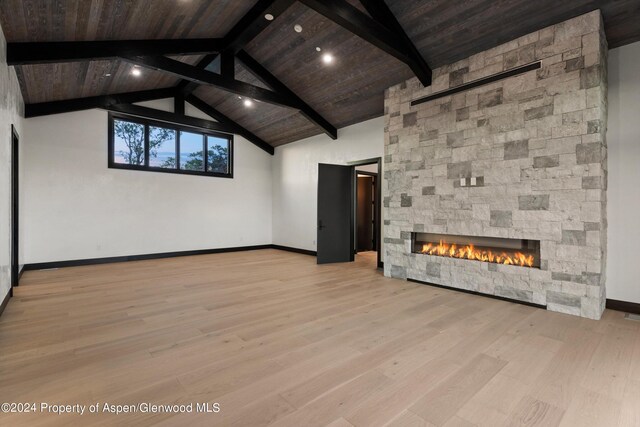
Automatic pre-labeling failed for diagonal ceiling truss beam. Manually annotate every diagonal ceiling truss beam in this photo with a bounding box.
[237,50,337,139]
[299,0,432,86]
[358,0,431,86]
[23,87,275,155]
[122,55,301,109]
[24,87,177,118]
[224,0,296,54]
[185,94,274,154]
[175,54,219,97]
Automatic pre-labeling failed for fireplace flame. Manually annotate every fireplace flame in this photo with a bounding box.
[420,240,535,267]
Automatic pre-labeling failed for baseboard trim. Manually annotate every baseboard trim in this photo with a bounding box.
[22,244,317,272]
[606,299,640,315]
[23,245,274,271]
[0,288,11,318]
[271,245,317,257]
[407,278,547,310]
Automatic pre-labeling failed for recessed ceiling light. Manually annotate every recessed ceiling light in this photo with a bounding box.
[294,24,302,33]
[104,73,111,77]
[131,67,141,77]
[244,99,254,107]
[316,47,322,52]
[265,13,274,21]
[322,53,334,64]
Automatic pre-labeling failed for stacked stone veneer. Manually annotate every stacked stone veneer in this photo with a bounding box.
[383,11,608,319]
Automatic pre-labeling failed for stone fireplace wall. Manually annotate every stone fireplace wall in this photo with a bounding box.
[383,11,608,319]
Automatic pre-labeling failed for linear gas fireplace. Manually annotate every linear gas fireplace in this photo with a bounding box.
[412,233,540,268]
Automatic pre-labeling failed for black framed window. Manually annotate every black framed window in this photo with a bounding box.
[108,112,233,178]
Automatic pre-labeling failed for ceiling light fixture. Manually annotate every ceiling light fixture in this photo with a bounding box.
[244,99,254,107]
[265,13,274,21]
[131,67,141,77]
[316,47,322,52]
[322,53,334,64]
[294,24,302,33]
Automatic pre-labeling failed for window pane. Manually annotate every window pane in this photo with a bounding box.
[207,136,230,174]
[179,131,204,171]
[149,126,177,169]
[113,119,145,165]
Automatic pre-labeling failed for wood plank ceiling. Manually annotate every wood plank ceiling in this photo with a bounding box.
[1,0,639,147]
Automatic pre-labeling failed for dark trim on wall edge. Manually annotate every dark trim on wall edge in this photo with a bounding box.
[606,299,640,315]
[271,245,317,256]
[22,244,317,272]
[407,278,546,309]
[0,288,11,318]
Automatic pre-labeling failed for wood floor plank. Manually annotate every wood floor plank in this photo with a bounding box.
[559,388,621,427]
[386,411,434,427]
[528,327,603,409]
[409,354,508,426]
[271,370,392,427]
[619,379,640,427]
[456,373,529,425]
[502,395,565,426]
[345,358,459,427]
[579,323,635,401]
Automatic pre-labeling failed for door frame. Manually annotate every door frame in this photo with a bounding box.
[354,170,377,253]
[11,125,19,290]
[348,158,382,269]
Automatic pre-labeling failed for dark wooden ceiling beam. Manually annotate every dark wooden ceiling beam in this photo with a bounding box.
[24,87,177,118]
[174,95,185,115]
[123,55,301,110]
[299,0,432,86]
[7,39,224,65]
[220,52,235,79]
[186,94,274,155]
[223,0,296,54]
[237,50,337,139]
[176,53,219,97]
[358,0,431,86]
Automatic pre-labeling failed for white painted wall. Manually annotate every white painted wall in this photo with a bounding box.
[607,42,640,304]
[22,104,272,263]
[272,117,384,253]
[0,23,24,303]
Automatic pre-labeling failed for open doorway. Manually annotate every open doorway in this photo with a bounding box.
[351,158,382,269]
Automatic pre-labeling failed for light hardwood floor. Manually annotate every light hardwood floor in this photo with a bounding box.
[1,249,639,426]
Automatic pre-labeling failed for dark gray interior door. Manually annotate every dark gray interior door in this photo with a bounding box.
[317,163,353,264]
